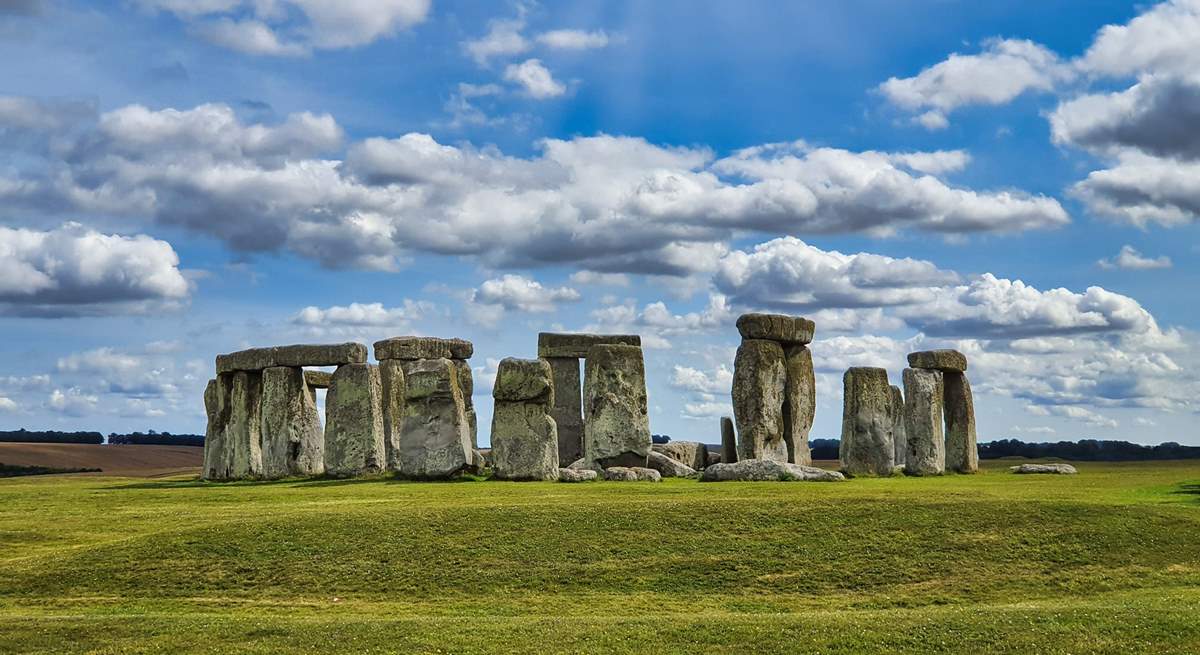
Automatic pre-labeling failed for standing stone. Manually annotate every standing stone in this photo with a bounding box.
[732,339,787,462]
[260,366,324,479]
[396,358,473,479]
[944,373,979,473]
[378,359,407,471]
[202,376,231,480]
[583,344,651,469]
[783,345,815,466]
[890,385,907,468]
[839,367,894,476]
[902,368,944,476]
[491,358,559,481]
[546,357,584,465]
[451,359,478,449]
[324,363,386,477]
[720,416,738,464]
[226,371,264,479]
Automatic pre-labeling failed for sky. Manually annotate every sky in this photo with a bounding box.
[0,0,1197,446]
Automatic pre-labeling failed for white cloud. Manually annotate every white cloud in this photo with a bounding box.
[1050,74,1200,161]
[1097,245,1172,270]
[292,300,430,327]
[464,14,531,66]
[503,59,566,98]
[472,274,581,312]
[47,388,99,416]
[1069,153,1200,227]
[1078,0,1200,77]
[536,29,609,50]
[1026,404,1118,429]
[0,397,17,413]
[670,364,733,395]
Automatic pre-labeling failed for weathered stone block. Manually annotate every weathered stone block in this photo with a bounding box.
[379,359,406,471]
[491,358,558,481]
[603,466,661,482]
[493,357,554,402]
[902,368,944,476]
[324,363,386,477]
[1011,463,1077,474]
[944,372,979,473]
[839,367,895,476]
[202,376,231,480]
[216,343,367,374]
[652,441,708,470]
[732,339,788,463]
[647,450,697,477]
[583,344,651,469]
[891,384,907,468]
[907,349,967,373]
[260,366,324,479]
[304,370,332,389]
[784,345,815,466]
[537,332,641,358]
[450,358,477,449]
[735,313,815,345]
[721,416,738,464]
[699,459,845,482]
[225,371,264,479]
[547,357,584,465]
[396,358,473,479]
[558,468,598,482]
[373,336,474,361]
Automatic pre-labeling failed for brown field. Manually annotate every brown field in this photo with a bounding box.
[0,443,202,477]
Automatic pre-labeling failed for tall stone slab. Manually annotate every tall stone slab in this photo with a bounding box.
[202,376,231,480]
[379,359,407,471]
[890,385,907,468]
[546,357,584,465]
[451,359,478,449]
[396,358,473,479]
[324,363,386,477]
[839,367,894,476]
[732,339,787,462]
[583,344,651,469]
[260,366,324,478]
[902,368,944,476]
[491,358,559,481]
[225,371,264,479]
[944,372,979,473]
[720,416,738,464]
[783,345,816,466]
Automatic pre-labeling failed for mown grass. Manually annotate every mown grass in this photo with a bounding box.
[1,460,1199,653]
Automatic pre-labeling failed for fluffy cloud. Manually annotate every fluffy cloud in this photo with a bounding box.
[1078,0,1200,77]
[1068,154,1200,226]
[292,300,430,327]
[47,388,98,416]
[1097,245,1172,270]
[472,274,581,313]
[1050,74,1200,161]
[464,14,530,65]
[0,223,189,316]
[536,29,609,50]
[503,59,566,98]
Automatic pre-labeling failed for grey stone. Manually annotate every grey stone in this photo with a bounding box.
[226,370,264,479]
[706,450,722,468]
[304,370,332,389]
[735,313,815,345]
[603,466,661,482]
[732,339,788,463]
[783,345,815,466]
[583,344,651,469]
[647,450,697,477]
[652,441,708,470]
[902,368,944,476]
[890,385,906,468]
[944,372,979,473]
[323,363,386,478]
[699,459,845,482]
[1011,463,1077,474]
[450,358,477,449]
[216,343,367,374]
[395,358,473,479]
[379,359,406,471]
[491,358,559,481]
[547,357,584,466]
[839,367,895,476]
[721,416,738,464]
[537,332,641,358]
[557,468,598,482]
[260,366,323,479]
[373,336,473,361]
[202,376,231,481]
[907,349,968,373]
[467,449,488,474]
[566,457,589,470]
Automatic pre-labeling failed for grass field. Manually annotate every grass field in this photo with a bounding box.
[1,459,1199,654]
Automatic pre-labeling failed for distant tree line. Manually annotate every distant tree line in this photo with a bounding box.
[0,463,102,477]
[806,438,1200,462]
[0,429,103,444]
[0,429,204,447]
[107,430,204,447]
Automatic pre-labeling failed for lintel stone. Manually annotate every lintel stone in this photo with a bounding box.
[373,336,473,361]
[735,313,815,345]
[216,343,366,374]
[907,349,967,373]
[537,332,641,358]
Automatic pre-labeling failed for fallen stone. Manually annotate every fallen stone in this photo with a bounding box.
[902,368,944,476]
[907,349,967,373]
[603,466,661,482]
[720,416,738,464]
[303,370,332,389]
[783,344,816,466]
[373,336,474,361]
[491,358,559,481]
[732,339,788,462]
[699,459,845,482]
[546,357,585,466]
[260,366,323,479]
[493,357,554,402]
[706,450,722,468]
[378,359,406,471]
[735,313,815,345]
[647,450,697,477]
[652,441,708,470]
[583,344,651,469]
[890,384,907,468]
[216,343,367,374]
[537,332,641,358]
[566,457,589,470]
[557,468,597,482]
[944,372,980,473]
[1011,463,1078,474]
[839,367,895,476]
[324,363,386,477]
[395,358,473,479]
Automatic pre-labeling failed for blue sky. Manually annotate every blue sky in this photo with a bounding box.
[0,0,1196,445]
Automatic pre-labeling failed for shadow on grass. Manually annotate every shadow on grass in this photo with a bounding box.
[1168,482,1200,504]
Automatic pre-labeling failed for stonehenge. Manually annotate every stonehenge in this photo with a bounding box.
[582,343,652,470]
[324,363,386,477]
[731,314,815,465]
[905,349,979,474]
[490,358,559,481]
[839,367,896,476]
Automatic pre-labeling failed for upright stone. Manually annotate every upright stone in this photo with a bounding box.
[890,384,907,468]
[783,345,816,466]
[583,344,651,469]
[260,366,324,478]
[451,359,478,449]
[396,358,473,479]
[944,372,979,473]
[202,376,231,480]
[324,363,386,477]
[378,359,407,471]
[225,371,264,479]
[902,368,944,476]
[720,416,738,464]
[546,357,584,465]
[839,367,894,476]
[491,358,559,481]
[732,339,787,462]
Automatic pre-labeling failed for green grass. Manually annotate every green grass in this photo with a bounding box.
[2,460,1199,653]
